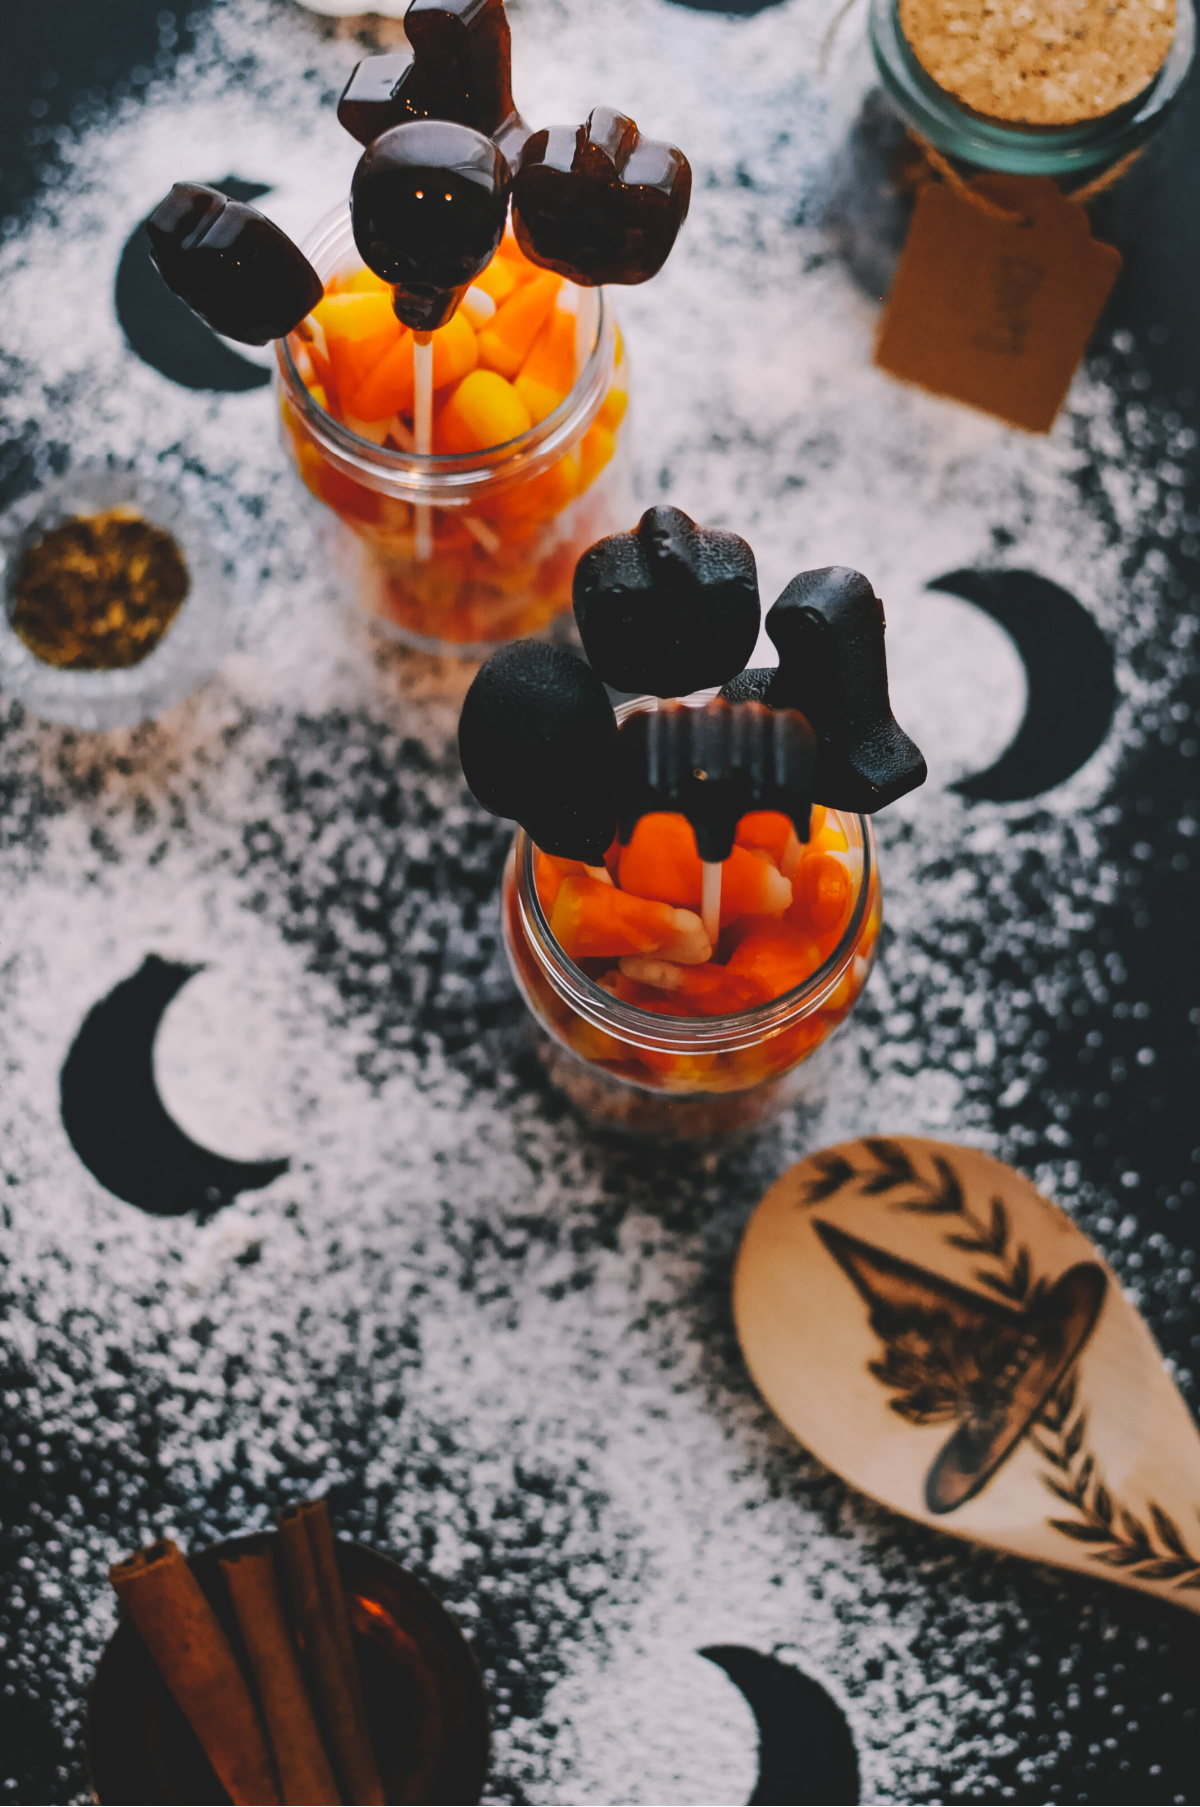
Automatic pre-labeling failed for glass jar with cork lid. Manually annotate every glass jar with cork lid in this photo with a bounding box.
[869,0,1195,178]
[825,0,1196,413]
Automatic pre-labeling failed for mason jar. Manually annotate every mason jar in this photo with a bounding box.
[276,205,631,656]
[500,699,882,1139]
[824,0,1196,298]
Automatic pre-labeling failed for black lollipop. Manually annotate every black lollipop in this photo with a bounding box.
[351,119,510,332]
[722,566,926,812]
[145,183,322,345]
[573,506,760,698]
[616,698,815,942]
[458,640,618,864]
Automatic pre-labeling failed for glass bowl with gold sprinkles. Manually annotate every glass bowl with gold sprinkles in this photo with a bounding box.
[0,465,229,729]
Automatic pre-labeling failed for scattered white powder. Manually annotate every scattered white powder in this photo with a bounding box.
[0,0,1198,1802]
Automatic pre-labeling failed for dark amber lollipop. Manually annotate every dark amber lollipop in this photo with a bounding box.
[458,641,618,863]
[351,119,510,332]
[145,184,322,344]
[511,107,691,286]
[338,50,417,146]
[337,0,529,165]
[722,566,926,812]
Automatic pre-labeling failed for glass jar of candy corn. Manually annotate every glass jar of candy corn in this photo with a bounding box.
[501,701,882,1138]
[276,204,631,655]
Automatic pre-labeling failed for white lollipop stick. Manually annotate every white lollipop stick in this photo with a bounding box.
[701,860,722,949]
[574,283,593,377]
[413,330,434,561]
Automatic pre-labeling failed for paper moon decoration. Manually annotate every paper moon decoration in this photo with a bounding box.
[61,956,290,1217]
[734,1138,1200,1614]
[699,1647,860,1805]
[931,570,1116,804]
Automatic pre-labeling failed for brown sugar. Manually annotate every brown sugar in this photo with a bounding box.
[10,508,189,670]
[898,0,1176,125]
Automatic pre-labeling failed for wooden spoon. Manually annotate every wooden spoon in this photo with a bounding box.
[733,1136,1200,1613]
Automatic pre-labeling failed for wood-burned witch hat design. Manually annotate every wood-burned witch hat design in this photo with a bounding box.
[735,1140,1200,1614]
[813,1222,1107,1513]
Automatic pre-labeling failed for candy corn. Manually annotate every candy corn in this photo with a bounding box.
[550,875,711,963]
[477,273,561,377]
[787,852,852,937]
[503,802,877,1100]
[534,852,612,914]
[726,920,824,1000]
[618,813,792,922]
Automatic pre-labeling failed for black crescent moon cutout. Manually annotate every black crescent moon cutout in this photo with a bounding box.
[61,955,290,1217]
[665,0,789,11]
[928,569,1117,804]
[115,175,274,392]
[698,1646,860,1805]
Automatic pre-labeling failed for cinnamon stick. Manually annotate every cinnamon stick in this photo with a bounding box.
[278,1502,385,1806]
[109,1539,280,1806]
[220,1543,342,1806]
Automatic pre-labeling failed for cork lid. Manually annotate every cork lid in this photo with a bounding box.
[898,0,1177,126]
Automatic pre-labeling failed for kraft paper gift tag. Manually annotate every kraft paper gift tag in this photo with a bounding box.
[875,172,1121,433]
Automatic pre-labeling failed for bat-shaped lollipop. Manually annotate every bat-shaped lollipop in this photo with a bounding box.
[616,699,815,943]
[458,639,618,864]
[616,700,815,863]
[145,184,323,345]
[511,107,692,287]
[338,0,531,169]
[723,567,926,812]
[573,506,760,698]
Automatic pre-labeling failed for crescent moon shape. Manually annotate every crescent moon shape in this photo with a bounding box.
[928,569,1116,804]
[699,1646,860,1805]
[115,176,274,393]
[665,0,789,13]
[60,955,290,1217]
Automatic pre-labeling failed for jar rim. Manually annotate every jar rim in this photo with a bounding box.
[275,203,617,505]
[869,0,1196,173]
[510,695,878,1056]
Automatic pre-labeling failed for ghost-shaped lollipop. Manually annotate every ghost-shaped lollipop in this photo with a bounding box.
[458,640,618,863]
[573,505,760,698]
[337,0,531,169]
[511,107,692,286]
[145,183,323,344]
[722,567,926,812]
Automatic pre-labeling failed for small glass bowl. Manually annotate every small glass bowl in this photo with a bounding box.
[0,465,230,730]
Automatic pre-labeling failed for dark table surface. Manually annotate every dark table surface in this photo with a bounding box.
[1,2,1199,1803]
